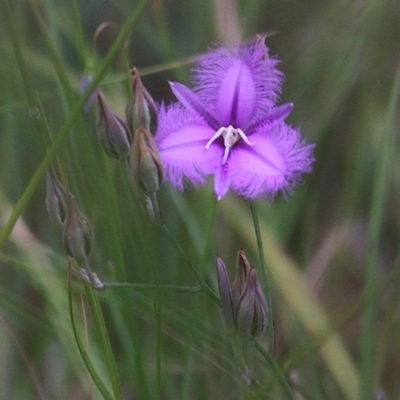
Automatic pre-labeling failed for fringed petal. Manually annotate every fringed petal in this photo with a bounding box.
[214,165,230,200]
[169,82,220,129]
[156,104,222,190]
[227,122,315,200]
[193,36,284,129]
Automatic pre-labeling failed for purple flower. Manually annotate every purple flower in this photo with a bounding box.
[156,36,315,200]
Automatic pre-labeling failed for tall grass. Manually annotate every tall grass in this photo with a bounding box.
[1,0,400,399]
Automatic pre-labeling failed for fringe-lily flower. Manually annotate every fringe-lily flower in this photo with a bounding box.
[156,35,314,200]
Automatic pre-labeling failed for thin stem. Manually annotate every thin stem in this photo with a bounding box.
[67,267,114,400]
[2,0,49,147]
[255,341,295,400]
[161,224,220,305]
[249,201,274,353]
[84,283,123,400]
[103,282,201,292]
[2,0,37,109]
[151,235,163,400]
[155,297,162,400]
[360,67,400,400]
[0,0,151,251]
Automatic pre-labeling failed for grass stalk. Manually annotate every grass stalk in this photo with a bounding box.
[68,267,114,400]
[83,282,124,400]
[161,223,220,305]
[360,67,400,399]
[249,201,275,353]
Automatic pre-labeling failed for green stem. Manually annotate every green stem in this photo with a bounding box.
[84,283,123,400]
[249,201,275,353]
[68,268,114,400]
[29,0,75,102]
[2,0,37,109]
[151,235,163,400]
[104,282,201,292]
[161,224,220,305]
[155,297,162,400]
[255,341,295,400]
[2,0,49,147]
[0,0,151,251]
[360,67,400,400]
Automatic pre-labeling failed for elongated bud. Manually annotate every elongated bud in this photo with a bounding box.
[216,257,235,334]
[62,194,93,262]
[80,74,99,114]
[96,91,132,160]
[131,127,163,194]
[126,68,158,134]
[216,252,269,337]
[231,249,252,306]
[45,169,68,225]
[235,263,268,338]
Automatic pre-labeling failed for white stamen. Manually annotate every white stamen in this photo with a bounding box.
[222,146,231,164]
[205,127,225,149]
[236,128,254,146]
[205,125,254,164]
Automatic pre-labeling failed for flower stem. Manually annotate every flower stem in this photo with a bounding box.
[83,283,123,400]
[160,224,219,305]
[103,282,201,292]
[255,341,295,400]
[249,201,274,353]
[67,266,114,400]
[155,297,162,400]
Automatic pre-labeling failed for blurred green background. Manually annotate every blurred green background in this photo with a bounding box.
[1,0,400,399]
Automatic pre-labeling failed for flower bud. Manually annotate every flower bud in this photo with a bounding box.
[231,249,252,306]
[216,250,268,338]
[96,91,132,160]
[45,169,68,225]
[80,74,99,114]
[62,194,93,262]
[216,257,235,333]
[235,267,268,338]
[131,127,163,195]
[126,68,158,134]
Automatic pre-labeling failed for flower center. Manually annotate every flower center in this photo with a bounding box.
[205,125,254,164]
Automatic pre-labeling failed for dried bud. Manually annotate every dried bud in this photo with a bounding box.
[45,169,68,225]
[216,250,268,338]
[131,127,163,195]
[80,74,98,114]
[96,91,132,160]
[126,68,158,134]
[62,194,93,262]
